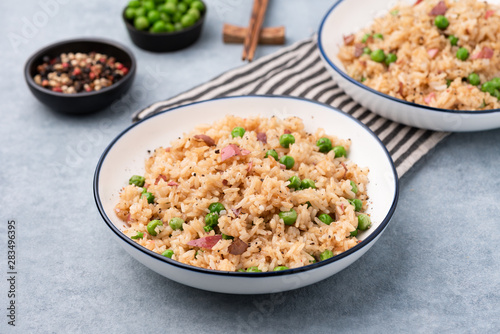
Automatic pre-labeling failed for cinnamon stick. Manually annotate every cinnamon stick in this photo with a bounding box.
[223,24,285,45]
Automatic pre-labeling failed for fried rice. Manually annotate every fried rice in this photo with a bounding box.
[115,115,370,272]
[338,0,500,110]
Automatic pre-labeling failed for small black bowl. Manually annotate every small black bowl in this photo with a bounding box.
[122,2,206,52]
[24,38,136,114]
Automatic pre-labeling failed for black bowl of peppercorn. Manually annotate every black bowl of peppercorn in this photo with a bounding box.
[24,38,136,114]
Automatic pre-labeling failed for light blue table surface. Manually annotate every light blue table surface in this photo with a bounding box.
[1,0,499,333]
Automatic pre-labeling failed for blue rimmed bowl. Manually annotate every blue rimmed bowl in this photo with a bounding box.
[93,95,398,294]
[318,0,500,132]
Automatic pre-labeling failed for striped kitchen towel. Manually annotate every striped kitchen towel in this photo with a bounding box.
[133,36,449,177]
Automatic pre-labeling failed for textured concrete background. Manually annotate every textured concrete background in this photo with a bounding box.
[1,0,500,333]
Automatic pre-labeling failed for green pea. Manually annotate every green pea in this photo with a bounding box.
[208,202,225,214]
[348,199,363,212]
[147,219,163,236]
[181,13,196,27]
[125,8,136,20]
[164,2,177,14]
[490,77,500,89]
[320,249,334,261]
[318,213,333,225]
[300,178,316,189]
[247,266,262,272]
[191,0,205,11]
[134,16,149,30]
[236,269,246,272]
[169,217,184,230]
[279,209,298,225]
[332,146,347,158]
[221,234,234,240]
[279,134,295,148]
[141,191,155,203]
[287,176,301,190]
[165,22,175,32]
[166,0,178,4]
[350,229,358,237]
[128,0,141,8]
[265,149,279,161]
[468,73,480,86]
[172,12,183,23]
[177,2,188,13]
[316,137,332,153]
[174,22,183,31]
[370,49,386,63]
[357,214,372,230]
[435,15,449,30]
[273,266,289,271]
[143,1,155,11]
[162,249,174,258]
[231,126,246,138]
[448,35,458,46]
[187,8,200,20]
[385,53,397,66]
[184,0,194,4]
[350,180,358,194]
[279,155,295,169]
[456,47,469,61]
[204,212,219,232]
[361,33,371,43]
[373,33,383,40]
[129,175,145,187]
[147,10,161,23]
[135,7,146,17]
[363,47,371,55]
[481,81,496,94]
[131,231,143,239]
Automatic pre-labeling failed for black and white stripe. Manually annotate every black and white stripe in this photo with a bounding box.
[133,36,449,177]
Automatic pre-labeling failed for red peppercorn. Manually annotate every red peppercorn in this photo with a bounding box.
[62,62,69,68]
[42,79,49,87]
[52,87,63,93]
[121,67,129,75]
[73,68,81,76]
[115,63,124,70]
[89,72,96,80]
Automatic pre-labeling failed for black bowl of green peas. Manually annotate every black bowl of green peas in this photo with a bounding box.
[123,0,206,52]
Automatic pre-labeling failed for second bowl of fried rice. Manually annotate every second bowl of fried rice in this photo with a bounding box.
[94,95,398,294]
[318,0,500,131]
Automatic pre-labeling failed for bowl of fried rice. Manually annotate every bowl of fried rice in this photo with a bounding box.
[318,0,500,131]
[93,95,398,294]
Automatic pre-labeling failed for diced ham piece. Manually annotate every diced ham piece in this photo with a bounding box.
[167,181,179,186]
[256,132,267,143]
[284,129,291,134]
[220,144,250,161]
[279,164,286,170]
[165,147,171,152]
[485,10,495,19]
[343,34,355,46]
[414,0,423,5]
[471,46,494,59]
[354,43,364,57]
[193,134,216,146]
[427,48,439,59]
[424,92,436,104]
[429,1,447,15]
[187,235,222,249]
[155,174,167,185]
[232,208,241,217]
[398,81,404,97]
[228,238,248,255]
[221,144,241,161]
[222,179,228,186]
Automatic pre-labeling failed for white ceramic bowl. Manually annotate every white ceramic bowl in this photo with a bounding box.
[93,95,398,294]
[318,0,500,132]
